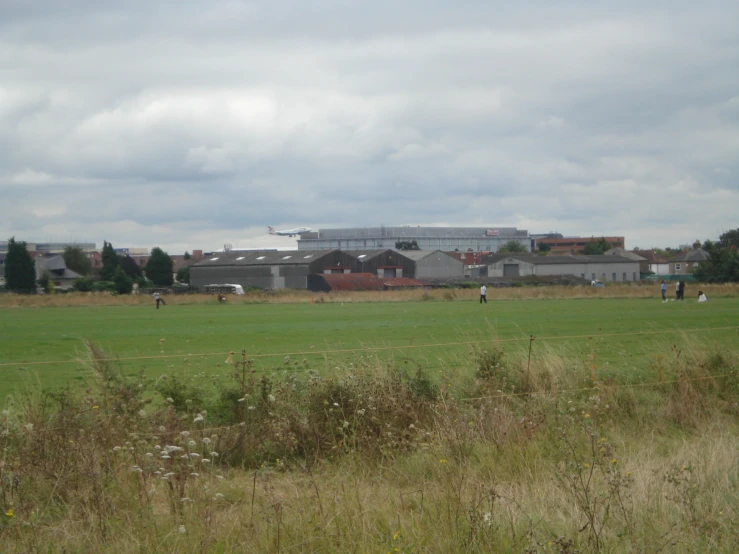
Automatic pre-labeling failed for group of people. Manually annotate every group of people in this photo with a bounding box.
[660,280,707,302]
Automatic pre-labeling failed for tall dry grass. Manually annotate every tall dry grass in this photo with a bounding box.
[1,338,738,552]
[1,282,737,308]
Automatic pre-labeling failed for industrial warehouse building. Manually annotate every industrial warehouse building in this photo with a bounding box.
[190,250,358,290]
[190,249,464,290]
[297,226,532,253]
[470,254,641,282]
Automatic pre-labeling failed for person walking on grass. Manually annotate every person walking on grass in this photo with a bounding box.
[660,280,667,302]
[153,291,166,309]
[480,284,487,304]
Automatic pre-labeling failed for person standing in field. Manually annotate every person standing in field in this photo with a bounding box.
[678,280,686,301]
[675,280,680,301]
[153,292,166,309]
[660,280,667,302]
[480,284,487,304]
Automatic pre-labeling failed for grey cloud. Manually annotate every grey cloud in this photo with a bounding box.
[2,0,738,251]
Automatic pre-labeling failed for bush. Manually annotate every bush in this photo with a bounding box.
[73,276,95,292]
[91,281,117,293]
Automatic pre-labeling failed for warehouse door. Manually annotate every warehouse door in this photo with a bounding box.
[503,264,520,277]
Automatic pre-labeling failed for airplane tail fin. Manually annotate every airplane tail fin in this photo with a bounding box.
[267,226,275,234]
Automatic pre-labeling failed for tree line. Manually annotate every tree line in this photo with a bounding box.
[2,238,177,294]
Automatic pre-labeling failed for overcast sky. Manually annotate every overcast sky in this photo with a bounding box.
[2,0,737,253]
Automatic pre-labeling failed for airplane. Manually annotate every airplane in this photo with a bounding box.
[267,225,312,237]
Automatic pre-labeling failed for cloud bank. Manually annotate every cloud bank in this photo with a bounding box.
[2,0,737,252]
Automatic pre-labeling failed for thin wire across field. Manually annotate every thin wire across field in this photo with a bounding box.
[2,324,737,368]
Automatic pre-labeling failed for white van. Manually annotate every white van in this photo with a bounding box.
[203,284,245,295]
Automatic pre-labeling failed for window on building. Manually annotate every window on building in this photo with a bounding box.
[612,272,616,281]
[591,273,595,280]
[675,264,681,271]
[210,257,219,261]
[623,272,626,281]
[256,256,265,260]
[282,255,292,260]
[235,257,245,261]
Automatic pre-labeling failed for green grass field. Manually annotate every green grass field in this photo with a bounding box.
[2,297,738,397]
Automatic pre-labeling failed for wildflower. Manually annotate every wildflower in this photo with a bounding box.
[180,497,193,503]
[215,493,224,500]
[190,453,200,458]
[611,459,617,464]
[167,397,174,403]
[357,409,365,415]
[158,426,166,432]
[178,524,186,534]
[181,431,190,438]
[343,421,350,429]
[439,459,448,464]
[145,453,154,458]
[193,415,204,423]
[138,410,146,417]
[210,452,219,457]
[113,446,122,452]
[239,422,246,427]
[202,459,211,463]
[238,397,246,403]
[584,413,591,419]
[161,455,171,459]
[92,406,99,410]
[268,394,276,403]
[131,466,143,473]
[482,512,492,526]
[188,440,197,448]
[333,402,339,407]
[155,445,162,450]
[202,437,211,445]
[248,406,255,410]
[24,423,34,431]
[393,530,401,540]
[190,473,200,477]
[5,509,14,518]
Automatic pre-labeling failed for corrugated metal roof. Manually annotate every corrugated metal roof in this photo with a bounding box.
[193,250,337,267]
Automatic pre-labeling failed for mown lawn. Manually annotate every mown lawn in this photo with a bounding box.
[1,296,738,397]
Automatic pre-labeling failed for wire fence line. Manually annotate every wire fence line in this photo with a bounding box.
[1,325,738,370]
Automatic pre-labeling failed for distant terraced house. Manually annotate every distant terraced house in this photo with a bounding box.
[667,241,710,275]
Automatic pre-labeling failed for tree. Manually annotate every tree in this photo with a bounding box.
[63,246,92,276]
[145,247,174,286]
[582,237,612,255]
[537,242,551,253]
[693,234,739,283]
[184,251,191,260]
[4,237,36,293]
[497,240,527,254]
[719,229,739,249]
[395,240,420,251]
[100,241,119,281]
[176,267,190,284]
[112,266,134,294]
[119,255,143,279]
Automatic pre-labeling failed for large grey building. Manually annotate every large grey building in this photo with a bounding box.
[472,254,640,282]
[191,249,464,290]
[297,226,531,253]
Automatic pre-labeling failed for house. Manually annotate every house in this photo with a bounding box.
[668,241,710,275]
[631,250,671,275]
[34,255,83,290]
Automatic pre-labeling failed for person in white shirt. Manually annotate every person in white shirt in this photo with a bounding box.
[480,284,487,304]
[697,290,708,303]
